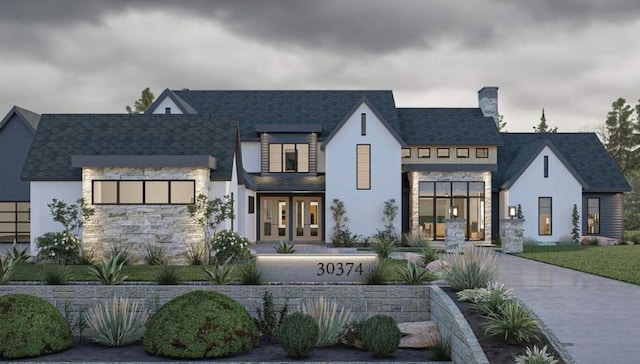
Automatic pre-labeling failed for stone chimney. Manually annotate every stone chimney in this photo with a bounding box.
[478,86,499,125]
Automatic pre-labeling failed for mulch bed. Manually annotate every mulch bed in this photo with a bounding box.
[442,287,566,364]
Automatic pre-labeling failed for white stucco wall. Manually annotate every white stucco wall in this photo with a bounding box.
[506,146,582,243]
[30,181,82,256]
[210,157,240,234]
[241,142,261,173]
[324,103,402,238]
[150,96,182,114]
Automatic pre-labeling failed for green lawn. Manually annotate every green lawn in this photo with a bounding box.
[10,257,429,284]
[516,244,640,285]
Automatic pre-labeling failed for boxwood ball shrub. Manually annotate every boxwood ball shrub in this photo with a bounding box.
[361,314,401,358]
[0,294,73,359]
[143,290,259,359]
[278,312,319,359]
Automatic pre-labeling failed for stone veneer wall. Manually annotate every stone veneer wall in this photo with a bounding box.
[501,218,525,253]
[430,286,490,364]
[82,167,211,263]
[409,171,492,243]
[444,219,466,252]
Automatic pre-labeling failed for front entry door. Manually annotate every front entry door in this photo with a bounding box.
[293,197,322,241]
[260,197,289,241]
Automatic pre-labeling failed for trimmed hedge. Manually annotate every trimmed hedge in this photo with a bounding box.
[361,314,401,358]
[143,290,259,358]
[0,294,72,359]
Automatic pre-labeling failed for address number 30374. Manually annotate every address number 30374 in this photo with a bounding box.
[316,262,363,276]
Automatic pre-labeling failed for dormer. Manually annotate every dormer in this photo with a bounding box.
[256,124,322,176]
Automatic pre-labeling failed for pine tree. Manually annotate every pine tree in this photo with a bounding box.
[533,108,558,133]
[605,98,639,176]
[571,204,580,243]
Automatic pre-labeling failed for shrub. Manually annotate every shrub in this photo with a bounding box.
[0,294,72,359]
[184,241,206,265]
[372,236,396,259]
[331,227,361,247]
[363,261,390,285]
[36,231,80,264]
[78,245,97,265]
[212,230,251,262]
[144,244,169,265]
[254,291,289,342]
[361,314,401,358]
[624,231,640,245]
[278,312,319,359]
[514,345,559,364]
[403,230,430,247]
[340,319,365,349]
[0,256,16,285]
[42,264,73,285]
[274,240,296,254]
[239,260,264,285]
[143,290,259,358]
[88,253,128,285]
[428,336,451,362]
[483,301,540,344]
[419,246,439,265]
[155,266,181,285]
[397,260,430,285]
[86,295,148,346]
[109,243,133,265]
[472,289,512,317]
[299,296,352,347]
[457,282,513,304]
[438,245,498,291]
[203,258,235,285]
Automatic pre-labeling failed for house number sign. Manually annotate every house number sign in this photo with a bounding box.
[256,253,379,283]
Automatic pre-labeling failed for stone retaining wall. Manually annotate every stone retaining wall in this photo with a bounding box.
[429,286,490,364]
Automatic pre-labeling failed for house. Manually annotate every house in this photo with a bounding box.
[17,87,630,261]
[0,106,39,246]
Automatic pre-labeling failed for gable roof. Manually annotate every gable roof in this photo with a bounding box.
[146,89,198,114]
[158,90,401,141]
[494,133,631,193]
[397,108,503,146]
[0,106,40,133]
[21,114,239,182]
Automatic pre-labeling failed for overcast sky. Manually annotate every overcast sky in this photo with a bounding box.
[1,0,639,132]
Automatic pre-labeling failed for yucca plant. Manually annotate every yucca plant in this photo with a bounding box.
[299,296,352,347]
[155,266,181,285]
[419,246,439,265]
[514,345,559,364]
[363,261,390,285]
[86,295,148,346]
[42,264,74,285]
[403,230,430,247]
[8,240,29,263]
[78,245,97,265]
[438,244,498,290]
[483,301,540,344]
[184,241,206,265]
[109,243,133,265]
[397,260,430,285]
[274,240,296,254]
[428,335,451,362]
[88,253,128,285]
[239,259,264,285]
[143,244,169,265]
[202,258,235,285]
[372,236,396,259]
[0,256,16,285]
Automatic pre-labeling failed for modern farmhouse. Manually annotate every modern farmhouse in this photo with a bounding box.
[1,87,630,259]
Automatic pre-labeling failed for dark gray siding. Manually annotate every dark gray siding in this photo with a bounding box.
[582,193,624,241]
[0,115,33,200]
[491,192,500,241]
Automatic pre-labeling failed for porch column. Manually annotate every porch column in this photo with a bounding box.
[500,218,524,253]
[444,218,466,253]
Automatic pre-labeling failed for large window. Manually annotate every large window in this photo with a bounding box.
[0,202,30,243]
[356,144,371,190]
[269,143,309,173]
[93,180,195,205]
[587,198,600,234]
[418,181,485,241]
[538,197,552,235]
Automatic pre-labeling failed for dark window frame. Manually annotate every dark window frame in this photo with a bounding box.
[0,201,30,243]
[268,143,310,173]
[92,180,196,205]
[248,196,255,214]
[437,148,450,158]
[587,198,600,235]
[456,148,470,158]
[356,144,371,190]
[544,156,549,178]
[418,148,430,158]
[361,113,366,136]
[538,197,552,236]
[402,148,411,158]
[476,148,489,158]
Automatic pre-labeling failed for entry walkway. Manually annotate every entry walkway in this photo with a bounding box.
[496,253,640,364]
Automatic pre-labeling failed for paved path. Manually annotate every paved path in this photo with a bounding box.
[496,253,640,364]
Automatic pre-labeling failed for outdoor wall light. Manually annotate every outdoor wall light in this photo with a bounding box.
[452,206,459,218]
[508,206,517,218]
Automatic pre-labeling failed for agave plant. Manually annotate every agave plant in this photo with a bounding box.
[0,256,16,285]
[86,295,149,346]
[274,240,296,254]
[300,296,352,347]
[397,260,430,285]
[88,252,128,285]
[514,345,559,364]
[8,239,29,263]
[202,258,235,285]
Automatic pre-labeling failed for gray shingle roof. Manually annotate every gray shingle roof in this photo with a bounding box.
[0,106,40,133]
[494,133,631,192]
[244,173,325,192]
[166,90,401,141]
[21,114,239,181]
[397,108,503,146]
